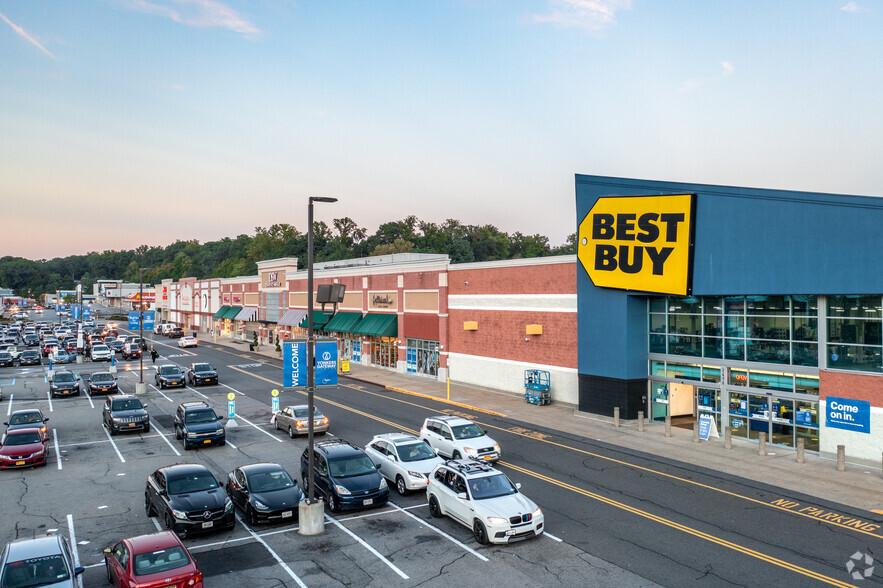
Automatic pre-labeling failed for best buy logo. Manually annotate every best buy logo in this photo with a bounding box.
[578,194,695,295]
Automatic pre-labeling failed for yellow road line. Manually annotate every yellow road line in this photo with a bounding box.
[227,365,860,585]
[383,385,506,417]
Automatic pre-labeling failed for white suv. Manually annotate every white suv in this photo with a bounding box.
[419,416,500,462]
[90,344,112,362]
[427,460,544,544]
[365,433,444,495]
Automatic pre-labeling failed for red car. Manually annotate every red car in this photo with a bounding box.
[0,427,49,469]
[104,531,203,588]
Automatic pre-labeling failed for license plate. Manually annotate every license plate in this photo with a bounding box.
[314,421,322,425]
[201,521,213,529]
[204,379,210,382]
[505,529,516,536]
[281,511,293,518]
[128,423,136,427]
[203,439,211,444]
[101,388,107,392]
[363,499,373,506]
[482,455,493,460]
[15,461,25,466]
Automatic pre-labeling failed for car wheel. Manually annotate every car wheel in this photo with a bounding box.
[452,451,461,460]
[428,495,442,518]
[145,495,155,517]
[328,493,340,513]
[175,426,181,440]
[473,519,489,545]
[164,512,175,532]
[289,426,295,439]
[246,505,258,526]
[106,560,113,584]
[396,475,408,496]
[274,419,280,430]
[160,381,165,389]
[109,426,116,436]
[301,475,309,494]
[143,424,150,433]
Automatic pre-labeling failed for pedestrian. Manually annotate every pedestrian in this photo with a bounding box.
[150,346,158,363]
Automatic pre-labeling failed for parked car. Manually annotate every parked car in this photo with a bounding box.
[121,342,142,360]
[109,339,126,354]
[177,336,197,348]
[90,344,112,362]
[225,463,304,525]
[0,427,49,469]
[187,363,218,386]
[0,352,12,368]
[103,395,149,435]
[160,324,174,336]
[87,372,118,395]
[49,370,81,397]
[419,415,501,462]
[174,401,225,449]
[144,463,236,537]
[274,405,329,438]
[0,534,84,587]
[104,531,202,588]
[299,439,388,512]
[4,409,48,434]
[168,327,185,339]
[365,433,444,495]
[53,349,74,364]
[18,350,42,366]
[426,459,544,545]
[155,364,185,389]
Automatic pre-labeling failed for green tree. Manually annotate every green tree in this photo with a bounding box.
[371,239,415,256]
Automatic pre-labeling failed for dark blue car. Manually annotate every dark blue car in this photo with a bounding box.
[300,439,389,512]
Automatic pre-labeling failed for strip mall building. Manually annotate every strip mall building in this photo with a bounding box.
[157,175,883,465]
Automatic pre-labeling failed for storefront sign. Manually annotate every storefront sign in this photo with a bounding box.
[262,270,284,290]
[369,291,397,310]
[179,285,193,311]
[825,396,870,434]
[315,340,338,386]
[578,194,696,295]
[698,414,719,440]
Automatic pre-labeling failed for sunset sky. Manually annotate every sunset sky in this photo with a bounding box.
[2,1,881,260]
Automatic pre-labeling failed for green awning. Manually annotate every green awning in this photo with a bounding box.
[298,310,331,330]
[222,306,242,319]
[352,313,397,337]
[321,311,364,334]
[213,305,231,319]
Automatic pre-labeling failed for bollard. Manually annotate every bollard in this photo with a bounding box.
[613,407,620,428]
[692,421,700,443]
[665,415,672,438]
[758,432,767,456]
[638,411,644,432]
[837,445,846,472]
[724,426,732,450]
[796,438,805,464]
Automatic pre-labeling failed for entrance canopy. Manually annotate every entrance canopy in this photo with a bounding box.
[352,313,397,337]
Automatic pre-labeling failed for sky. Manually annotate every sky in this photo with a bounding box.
[2,1,882,260]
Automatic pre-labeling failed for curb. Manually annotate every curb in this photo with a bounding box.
[343,375,507,418]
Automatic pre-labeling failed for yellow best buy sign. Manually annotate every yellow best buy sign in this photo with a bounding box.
[578,194,695,295]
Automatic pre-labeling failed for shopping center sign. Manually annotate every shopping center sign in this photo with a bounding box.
[578,194,696,295]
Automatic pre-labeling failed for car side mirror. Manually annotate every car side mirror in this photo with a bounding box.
[74,567,84,576]
[515,482,522,490]
[103,547,111,554]
[386,454,396,462]
[457,492,468,501]
[43,417,49,422]
[1,422,6,426]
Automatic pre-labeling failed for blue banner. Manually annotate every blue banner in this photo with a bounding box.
[826,396,870,434]
[82,307,91,320]
[128,312,140,330]
[283,340,307,388]
[143,311,155,329]
[315,340,338,386]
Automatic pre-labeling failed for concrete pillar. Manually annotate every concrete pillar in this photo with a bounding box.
[724,426,732,450]
[758,432,767,456]
[638,411,644,432]
[76,355,84,364]
[837,445,846,472]
[692,422,700,443]
[796,437,805,464]
[613,407,620,428]
[135,382,147,395]
[298,500,325,535]
[665,415,672,437]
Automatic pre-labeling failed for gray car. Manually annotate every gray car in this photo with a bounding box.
[273,405,329,438]
[0,534,84,587]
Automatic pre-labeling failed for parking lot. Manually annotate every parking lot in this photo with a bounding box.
[1,348,643,587]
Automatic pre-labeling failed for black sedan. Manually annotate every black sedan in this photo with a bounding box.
[187,362,218,386]
[145,463,235,537]
[103,395,149,435]
[155,364,185,389]
[18,350,41,366]
[0,352,12,368]
[87,371,119,395]
[226,463,304,525]
[49,371,81,396]
[4,409,48,433]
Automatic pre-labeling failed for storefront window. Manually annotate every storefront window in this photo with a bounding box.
[724,316,745,338]
[795,375,819,396]
[792,343,818,367]
[701,366,721,383]
[649,314,666,333]
[669,314,702,335]
[827,345,883,373]
[666,362,701,380]
[748,395,769,440]
[650,360,665,377]
[370,337,397,369]
[406,338,439,377]
[649,297,666,313]
[792,317,818,341]
[702,296,723,315]
[748,370,793,392]
[729,368,748,386]
[725,339,745,361]
[827,318,883,345]
[746,295,789,315]
[747,316,790,340]
[791,295,818,316]
[746,339,790,364]
[649,334,666,354]
[703,337,722,359]
[668,335,701,356]
[725,296,744,314]
[827,295,883,318]
[795,400,819,428]
[668,296,702,314]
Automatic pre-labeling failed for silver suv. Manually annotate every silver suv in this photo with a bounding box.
[418,416,500,462]
[0,534,84,587]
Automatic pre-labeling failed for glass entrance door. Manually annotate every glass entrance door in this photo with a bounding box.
[650,382,669,422]
[696,388,721,431]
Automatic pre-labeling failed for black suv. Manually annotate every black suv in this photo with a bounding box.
[18,350,41,366]
[49,370,81,397]
[0,352,12,368]
[103,394,149,435]
[145,463,235,537]
[87,371,119,395]
[187,363,218,386]
[174,402,226,449]
[23,334,40,347]
[168,327,184,339]
[300,439,389,512]
[155,364,185,389]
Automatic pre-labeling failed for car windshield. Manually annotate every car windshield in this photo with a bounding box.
[167,472,219,494]
[53,374,74,383]
[132,546,189,577]
[293,408,323,419]
[193,364,213,372]
[328,455,377,478]
[4,432,41,446]
[0,354,10,360]
[397,442,436,462]
[111,399,142,411]
[9,413,42,425]
[451,423,485,440]
[185,409,217,424]
[469,474,518,500]
[160,366,181,375]
[92,345,108,352]
[92,374,113,383]
[0,554,70,587]
[248,470,295,492]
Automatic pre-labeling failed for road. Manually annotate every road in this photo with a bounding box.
[1,308,880,586]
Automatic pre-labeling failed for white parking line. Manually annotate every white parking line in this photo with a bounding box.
[544,531,563,542]
[186,386,209,400]
[388,501,489,561]
[325,514,409,580]
[53,429,62,470]
[84,390,95,409]
[66,515,81,568]
[220,383,247,396]
[235,414,284,443]
[148,383,174,402]
[5,393,12,416]
[150,516,163,531]
[152,424,182,456]
[102,426,126,463]
[235,513,308,588]
[225,438,238,449]
[46,391,53,412]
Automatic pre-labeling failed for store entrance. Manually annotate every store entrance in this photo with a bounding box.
[650,381,697,428]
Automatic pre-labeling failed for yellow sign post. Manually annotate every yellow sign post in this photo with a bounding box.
[578,194,695,295]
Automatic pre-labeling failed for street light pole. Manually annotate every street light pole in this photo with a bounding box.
[139,268,144,384]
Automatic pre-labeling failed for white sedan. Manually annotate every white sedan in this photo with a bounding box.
[178,336,198,348]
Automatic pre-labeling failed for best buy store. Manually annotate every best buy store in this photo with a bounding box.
[576,175,883,464]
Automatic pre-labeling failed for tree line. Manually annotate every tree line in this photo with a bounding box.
[0,216,576,298]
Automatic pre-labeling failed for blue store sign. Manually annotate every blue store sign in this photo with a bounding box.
[283,340,307,388]
[826,396,870,434]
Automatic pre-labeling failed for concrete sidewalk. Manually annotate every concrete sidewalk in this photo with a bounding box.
[209,336,883,515]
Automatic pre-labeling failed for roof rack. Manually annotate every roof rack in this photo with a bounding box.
[443,459,495,475]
